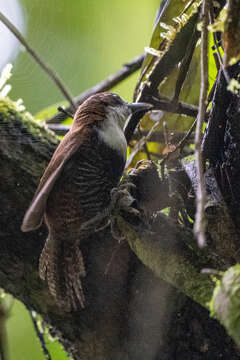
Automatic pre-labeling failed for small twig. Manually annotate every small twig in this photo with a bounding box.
[213,52,221,71]
[133,129,195,144]
[47,54,145,123]
[147,95,199,117]
[194,0,209,247]
[57,106,73,119]
[124,95,198,144]
[180,0,197,15]
[137,127,151,160]
[0,12,76,110]
[163,121,168,145]
[160,117,197,181]
[47,124,70,136]
[124,93,198,144]
[29,311,52,360]
[206,69,219,108]
[125,118,162,168]
[176,117,197,152]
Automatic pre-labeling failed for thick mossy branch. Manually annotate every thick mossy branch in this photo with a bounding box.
[118,214,214,309]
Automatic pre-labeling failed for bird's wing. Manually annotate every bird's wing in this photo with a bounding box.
[21,126,88,232]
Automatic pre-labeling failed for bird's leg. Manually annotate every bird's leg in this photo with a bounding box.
[76,183,140,241]
[77,210,111,236]
[116,182,137,192]
[107,184,142,241]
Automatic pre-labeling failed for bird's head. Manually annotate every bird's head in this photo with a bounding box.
[73,92,152,130]
[72,92,152,159]
[98,92,152,129]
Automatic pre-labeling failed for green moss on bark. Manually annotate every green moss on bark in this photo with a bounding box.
[209,264,240,347]
[0,98,59,145]
[118,215,215,309]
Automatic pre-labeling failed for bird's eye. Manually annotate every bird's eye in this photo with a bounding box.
[112,95,124,105]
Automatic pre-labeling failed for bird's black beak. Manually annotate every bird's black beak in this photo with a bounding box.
[127,102,153,113]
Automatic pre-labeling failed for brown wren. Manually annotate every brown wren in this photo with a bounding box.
[21,92,152,311]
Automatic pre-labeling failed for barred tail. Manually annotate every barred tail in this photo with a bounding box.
[39,234,86,311]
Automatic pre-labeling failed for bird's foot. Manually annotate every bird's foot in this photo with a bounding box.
[78,182,141,241]
[107,183,142,241]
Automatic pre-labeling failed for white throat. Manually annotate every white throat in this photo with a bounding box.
[97,110,128,160]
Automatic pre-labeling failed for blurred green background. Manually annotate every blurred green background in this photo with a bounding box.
[4,0,159,114]
[1,0,159,359]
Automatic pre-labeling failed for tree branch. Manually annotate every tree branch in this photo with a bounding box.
[47,123,195,144]
[143,94,198,117]
[47,54,145,123]
[118,214,214,308]
[0,12,76,110]
[194,0,209,247]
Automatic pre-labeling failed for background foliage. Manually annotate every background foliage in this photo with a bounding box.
[9,0,159,114]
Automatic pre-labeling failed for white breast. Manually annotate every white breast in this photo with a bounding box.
[97,115,127,161]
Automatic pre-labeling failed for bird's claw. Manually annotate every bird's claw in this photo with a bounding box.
[108,183,139,240]
[79,183,139,241]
